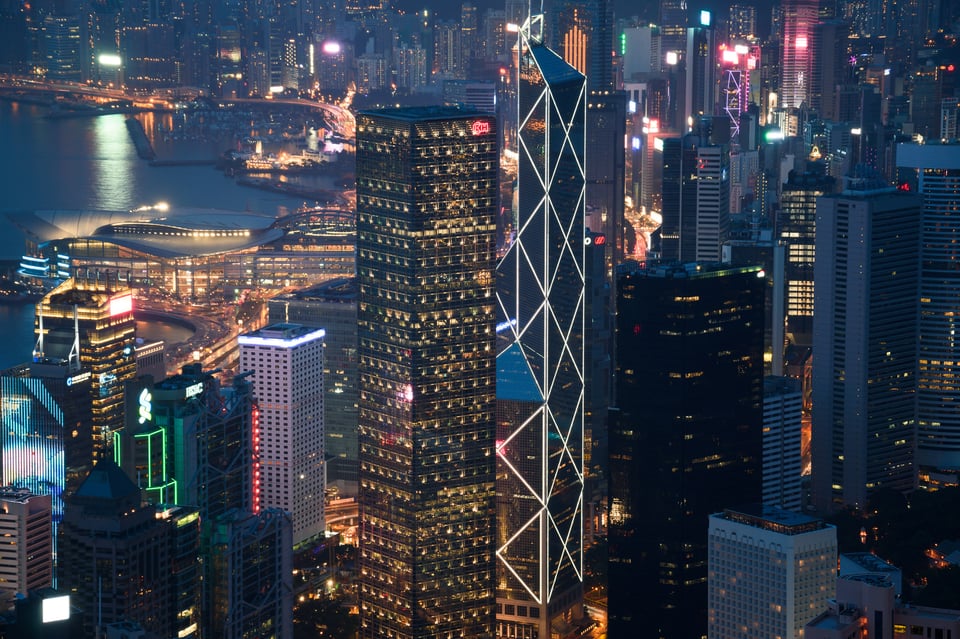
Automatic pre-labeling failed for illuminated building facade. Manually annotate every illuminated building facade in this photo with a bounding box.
[268,278,360,488]
[780,0,818,109]
[610,263,764,639]
[896,143,960,486]
[356,107,498,639]
[811,184,921,511]
[17,209,356,301]
[777,165,836,348]
[34,277,136,464]
[708,507,837,639]
[118,364,257,520]
[239,324,325,547]
[0,361,92,537]
[0,489,52,608]
[496,15,587,637]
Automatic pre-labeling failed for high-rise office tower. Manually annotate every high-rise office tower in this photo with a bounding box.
[763,376,804,512]
[811,20,850,122]
[728,4,757,41]
[268,278,360,488]
[778,164,836,348]
[658,128,730,262]
[553,0,613,93]
[610,262,764,639]
[811,180,921,511]
[495,15,587,639]
[1,361,92,537]
[708,506,837,638]
[59,461,201,639]
[897,143,960,487]
[684,16,717,126]
[34,276,136,464]
[207,508,294,639]
[238,323,325,547]
[0,489,52,607]
[118,364,257,518]
[780,0,818,109]
[356,107,498,639]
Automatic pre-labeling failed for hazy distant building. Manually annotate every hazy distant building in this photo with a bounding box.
[709,506,837,639]
[268,278,359,488]
[780,0,818,109]
[811,181,922,511]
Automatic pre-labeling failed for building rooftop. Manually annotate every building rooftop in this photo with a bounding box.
[842,552,900,573]
[617,261,764,281]
[275,277,358,303]
[358,105,486,122]
[238,323,325,347]
[716,504,828,535]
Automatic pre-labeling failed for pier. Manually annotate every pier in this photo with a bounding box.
[125,117,156,160]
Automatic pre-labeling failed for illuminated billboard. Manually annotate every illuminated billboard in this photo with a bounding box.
[109,293,133,317]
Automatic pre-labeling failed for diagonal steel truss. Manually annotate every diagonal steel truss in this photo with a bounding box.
[495,10,586,608]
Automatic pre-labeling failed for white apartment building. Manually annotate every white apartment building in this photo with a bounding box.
[239,323,325,546]
[708,506,837,639]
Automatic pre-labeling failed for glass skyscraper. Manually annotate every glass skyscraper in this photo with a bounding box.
[495,13,587,638]
[609,262,764,639]
[356,106,498,639]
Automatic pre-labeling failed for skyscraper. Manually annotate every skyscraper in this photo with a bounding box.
[1,361,92,536]
[811,181,921,511]
[495,13,588,638]
[356,106,498,639]
[238,323,325,547]
[896,143,960,487]
[778,164,836,348]
[780,0,818,109]
[34,276,136,464]
[763,376,804,512]
[658,127,730,263]
[708,506,837,638]
[609,262,764,639]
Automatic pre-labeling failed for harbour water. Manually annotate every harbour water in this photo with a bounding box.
[0,99,319,369]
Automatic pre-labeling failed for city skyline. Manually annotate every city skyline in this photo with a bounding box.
[2,0,960,636]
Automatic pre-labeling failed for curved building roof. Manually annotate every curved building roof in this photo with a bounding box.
[7,208,284,258]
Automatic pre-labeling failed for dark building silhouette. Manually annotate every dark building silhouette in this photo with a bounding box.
[59,461,201,639]
[609,262,765,639]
